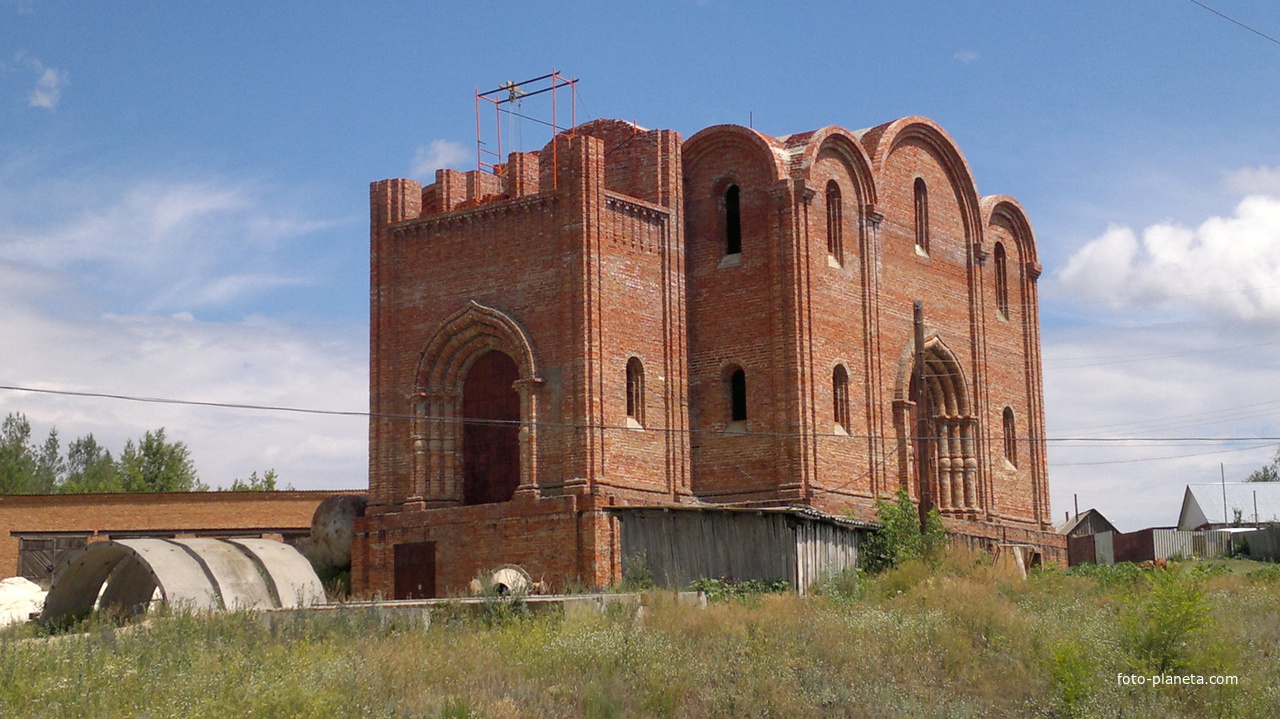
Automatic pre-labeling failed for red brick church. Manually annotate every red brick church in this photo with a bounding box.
[352,115,1064,597]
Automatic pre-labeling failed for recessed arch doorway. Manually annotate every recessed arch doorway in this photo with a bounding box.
[461,349,521,505]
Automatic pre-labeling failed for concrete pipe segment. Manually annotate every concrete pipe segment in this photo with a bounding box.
[39,537,325,626]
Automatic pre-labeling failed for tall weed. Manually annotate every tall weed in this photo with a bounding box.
[1121,569,1212,674]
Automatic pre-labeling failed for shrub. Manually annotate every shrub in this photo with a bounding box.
[619,555,656,592]
[1063,561,1149,588]
[860,487,945,574]
[810,565,865,601]
[1048,638,1097,719]
[1121,569,1212,674]
[687,577,790,603]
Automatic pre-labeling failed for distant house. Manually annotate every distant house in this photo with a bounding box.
[1178,483,1280,530]
[1056,508,1116,538]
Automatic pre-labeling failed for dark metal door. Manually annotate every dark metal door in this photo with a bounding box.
[393,541,436,599]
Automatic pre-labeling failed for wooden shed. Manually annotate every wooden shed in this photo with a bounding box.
[609,506,872,593]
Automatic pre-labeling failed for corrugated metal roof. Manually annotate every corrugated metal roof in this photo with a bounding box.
[1182,482,1280,528]
[606,504,879,530]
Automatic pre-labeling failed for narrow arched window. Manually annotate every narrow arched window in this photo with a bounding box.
[914,178,929,253]
[1003,407,1017,466]
[826,180,843,263]
[994,242,1009,318]
[729,367,747,422]
[832,364,850,431]
[626,357,644,426]
[725,185,742,255]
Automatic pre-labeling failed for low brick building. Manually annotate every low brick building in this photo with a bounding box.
[0,490,346,586]
[355,116,1064,598]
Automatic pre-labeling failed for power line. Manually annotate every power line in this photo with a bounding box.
[1054,398,1280,434]
[3,383,1278,445]
[0,384,368,419]
[1052,442,1271,467]
[1188,0,1280,46]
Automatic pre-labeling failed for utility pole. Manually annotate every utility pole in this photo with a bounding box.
[1221,463,1228,525]
[914,301,932,531]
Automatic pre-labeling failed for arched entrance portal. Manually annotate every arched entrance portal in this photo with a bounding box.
[412,302,543,505]
[462,350,521,505]
[896,340,980,515]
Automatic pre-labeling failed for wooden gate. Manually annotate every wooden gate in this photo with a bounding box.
[18,535,88,586]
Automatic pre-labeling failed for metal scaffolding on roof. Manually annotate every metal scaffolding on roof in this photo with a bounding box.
[475,70,578,187]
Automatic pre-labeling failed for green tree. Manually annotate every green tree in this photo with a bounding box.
[0,413,59,494]
[59,434,123,493]
[35,427,63,490]
[228,469,288,491]
[859,486,946,573]
[118,428,207,492]
[1246,448,1280,482]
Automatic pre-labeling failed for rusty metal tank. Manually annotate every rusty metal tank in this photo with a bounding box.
[307,494,368,570]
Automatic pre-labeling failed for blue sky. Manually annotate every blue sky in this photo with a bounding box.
[3,1,1279,529]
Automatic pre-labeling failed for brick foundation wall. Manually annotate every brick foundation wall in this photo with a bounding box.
[352,494,621,596]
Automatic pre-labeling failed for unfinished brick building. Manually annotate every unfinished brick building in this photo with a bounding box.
[353,115,1064,597]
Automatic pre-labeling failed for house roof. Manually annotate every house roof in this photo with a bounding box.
[1179,482,1280,530]
[1056,508,1116,536]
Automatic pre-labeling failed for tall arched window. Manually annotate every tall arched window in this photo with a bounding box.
[832,364,850,431]
[994,242,1009,318]
[728,367,747,422]
[626,357,644,426]
[725,185,742,255]
[914,178,929,253]
[1003,407,1017,466]
[826,180,843,264]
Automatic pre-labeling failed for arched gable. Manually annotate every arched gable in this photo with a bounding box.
[860,116,983,243]
[981,195,1039,267]
[791,126,878,207]
[416,301,540,393]
[683,124,789,184]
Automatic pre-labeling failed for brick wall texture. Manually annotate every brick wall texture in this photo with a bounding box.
[357,116,1064,596]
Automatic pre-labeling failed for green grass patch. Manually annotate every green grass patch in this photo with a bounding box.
[3,557,1278,718]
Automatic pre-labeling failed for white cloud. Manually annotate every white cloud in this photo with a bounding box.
[954,50,980,63]
[22,55,67,110]
[0,178,334,313]
[1045,169,1280,529]
[0,167,367,491]
[0,274,368,491]
[1224,165,1280,199]
[1055,194,1280,322]
[410,140,469,179]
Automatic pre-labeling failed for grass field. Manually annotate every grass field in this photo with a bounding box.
[2,553,1279,718]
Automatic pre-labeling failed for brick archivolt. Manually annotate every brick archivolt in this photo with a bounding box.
[683,124,789,183]
[980,195,1040,272]
[409,302,543,505]
[862,116,984,245]
[791,128,878,207]
[892,335,982,516]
